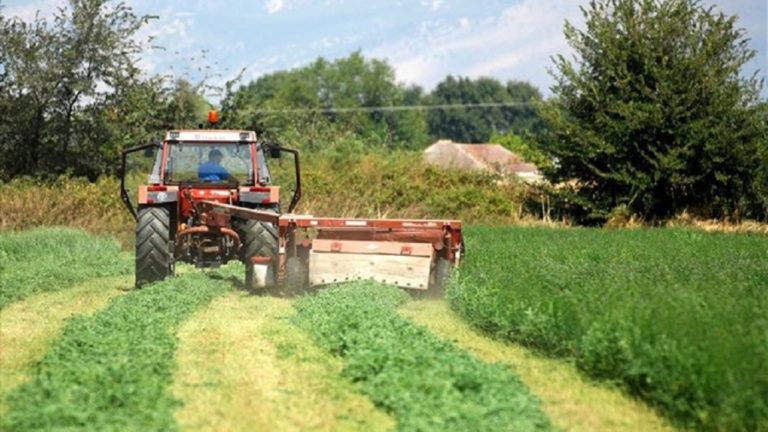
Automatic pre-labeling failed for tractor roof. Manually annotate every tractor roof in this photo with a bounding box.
[164,129,257,142]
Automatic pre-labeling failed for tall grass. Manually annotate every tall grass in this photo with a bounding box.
[448,227,768,431]
[0,228,131,309]
[0,152,533,249]
[0,177,135,246]
[294,282,553,432]
[1,272,229,431]
[276,151,530,224]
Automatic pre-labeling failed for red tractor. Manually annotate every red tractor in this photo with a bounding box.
[120,125,463,293]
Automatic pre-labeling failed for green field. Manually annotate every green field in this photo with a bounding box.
[0,228,131,309]
[449,227,768,431]
[0,227,765,431]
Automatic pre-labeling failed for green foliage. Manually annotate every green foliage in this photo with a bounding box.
[268,148,527,223]
[428,77,543,143]
[0,154,530,249]
[538,0,767,222]
[0,0,154,179]
[0,227,131,309]
[1,272,229,431]
[448,226,768,431]
[0,1,213,180]
[294,282,553,432]
[221,52,431,150]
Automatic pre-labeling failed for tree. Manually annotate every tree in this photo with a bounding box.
[0,0,152,179]
[427,76,543,143]
[221,52,430,150]
[538,0,766,222]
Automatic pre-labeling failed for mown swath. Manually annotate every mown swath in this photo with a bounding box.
[1,273,228,431]
[400,300,675,432]
[173,292,395,431]
[294,282,554,432]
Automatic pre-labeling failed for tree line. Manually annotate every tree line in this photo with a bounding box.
[1,0,765,222]
[218,52,544,150]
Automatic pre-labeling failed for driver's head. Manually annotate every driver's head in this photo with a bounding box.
[208,149,223,163]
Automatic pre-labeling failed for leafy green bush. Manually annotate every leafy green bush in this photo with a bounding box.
[271,148,527,224]
[1,272,229,431]
[0,228,131,309]
[449,227,768,431]
[294,282,553,432]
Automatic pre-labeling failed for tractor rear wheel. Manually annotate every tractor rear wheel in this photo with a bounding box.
[135,206,173,287]
[234,219,278,291]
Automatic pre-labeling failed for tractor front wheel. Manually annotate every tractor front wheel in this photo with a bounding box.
[135,206,173,287]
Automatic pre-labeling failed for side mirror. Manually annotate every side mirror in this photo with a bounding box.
[143,140,161,158]
[266,142,281,159]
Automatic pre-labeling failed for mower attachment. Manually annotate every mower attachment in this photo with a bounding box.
[199,201,463,291]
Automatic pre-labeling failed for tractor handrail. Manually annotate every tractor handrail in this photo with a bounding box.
[120,142,161,221]
[264,143,301,213]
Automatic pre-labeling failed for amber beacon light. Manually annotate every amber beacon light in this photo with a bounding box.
[208,110,220,124]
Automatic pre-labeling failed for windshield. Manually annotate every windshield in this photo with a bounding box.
[165,142,253,184]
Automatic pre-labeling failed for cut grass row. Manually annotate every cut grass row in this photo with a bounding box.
[173,291,394,431]
[400,300,674,432]
[294,282,554,432]
[448,227,768,431]
[0,276,131,418]
[1,273,229,431]
[0,227,131,309]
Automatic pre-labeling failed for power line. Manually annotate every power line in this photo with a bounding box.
[251,101,536,115]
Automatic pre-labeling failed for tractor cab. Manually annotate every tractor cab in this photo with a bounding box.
[147,130,271,187]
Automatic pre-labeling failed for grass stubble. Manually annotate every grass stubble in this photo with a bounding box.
[0,276,131,418]
[400,300,675,432]
[0,272,229,431]
[294,282,554,432]
[173,291,394,432]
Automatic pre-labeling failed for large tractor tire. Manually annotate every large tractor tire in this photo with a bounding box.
[136,206,173,287]
[234,219,279,291]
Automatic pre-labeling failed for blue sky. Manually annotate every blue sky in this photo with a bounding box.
[4,0,767,102]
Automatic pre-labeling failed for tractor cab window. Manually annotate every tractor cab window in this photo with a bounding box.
[165,142,253,185]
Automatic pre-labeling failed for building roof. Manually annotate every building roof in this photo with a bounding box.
[423,140,541,183]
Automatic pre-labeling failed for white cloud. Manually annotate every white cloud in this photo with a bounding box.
[420,0,443,12]
[132,8,197,76]
[265,0,285,14]
[367,0,584,93]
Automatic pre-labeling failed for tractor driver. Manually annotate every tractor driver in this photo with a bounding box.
[198,149,231,181]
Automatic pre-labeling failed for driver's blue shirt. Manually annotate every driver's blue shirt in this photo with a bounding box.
[198,161,230,181]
